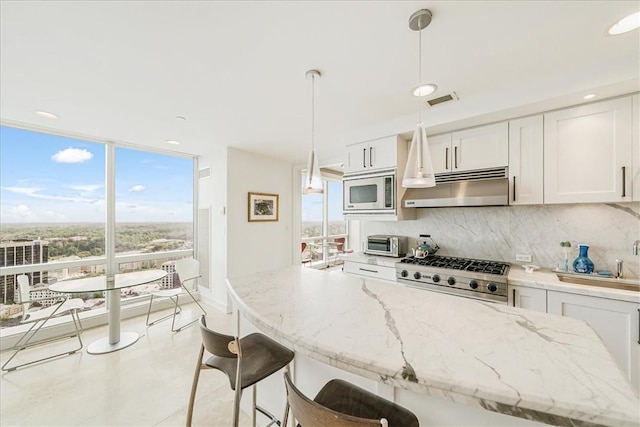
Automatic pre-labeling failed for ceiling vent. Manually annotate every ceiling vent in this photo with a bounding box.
[425,92,459,108]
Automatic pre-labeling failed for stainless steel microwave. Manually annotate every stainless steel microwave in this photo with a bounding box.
[343,169,395,213]
[364,235,407,258]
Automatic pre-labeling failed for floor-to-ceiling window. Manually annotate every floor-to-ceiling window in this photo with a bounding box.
[0,125,194,330]
[300,170,346,267]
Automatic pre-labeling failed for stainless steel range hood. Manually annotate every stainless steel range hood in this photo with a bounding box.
[403,167,509,208]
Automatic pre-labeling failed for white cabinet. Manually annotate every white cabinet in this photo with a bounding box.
[508,115,544,205]
[428,122,509,174]
[544,96,634,204]
[508,284,546,312]
[343,260,396,282]
[344,135,402,174]
[548,291,640,391]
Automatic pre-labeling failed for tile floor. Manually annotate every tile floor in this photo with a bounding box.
[0,303,252,426]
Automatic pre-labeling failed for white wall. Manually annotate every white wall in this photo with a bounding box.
[197,145,228,311]
[360,202,640,279]
[227,148,293,279]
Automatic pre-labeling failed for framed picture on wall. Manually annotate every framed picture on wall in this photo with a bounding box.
[248,192,279,222]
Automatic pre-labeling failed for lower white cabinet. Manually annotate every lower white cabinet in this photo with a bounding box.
[343,261,396,282]
[508,284,547,312]
[547,291,640,391]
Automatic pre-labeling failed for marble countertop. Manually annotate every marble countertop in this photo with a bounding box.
[227,266,640,427]
[343,253,639,303]
[508,267,640,303]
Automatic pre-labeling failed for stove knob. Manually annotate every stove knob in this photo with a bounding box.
[469,280,479,289]
[487,283,498,293]
[432,274,441,283]
[400,270,409,278]
[414,272,422,280]
[447,277,456,286]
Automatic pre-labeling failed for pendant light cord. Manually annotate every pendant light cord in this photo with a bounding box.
[311,74,315,151]
[417,16,423,124]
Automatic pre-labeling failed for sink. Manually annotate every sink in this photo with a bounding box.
[556,272,640,292]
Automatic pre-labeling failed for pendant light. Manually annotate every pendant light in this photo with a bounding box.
[402,9,437,188]
[303,69,324,194]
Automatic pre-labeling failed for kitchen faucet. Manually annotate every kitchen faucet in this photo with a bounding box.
[615,259,623,279]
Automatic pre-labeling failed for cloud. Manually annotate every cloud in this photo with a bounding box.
[69,184,102,194]
[52,147,93,163]
[2,186,99,203]
[129,185,146,192]
[2,186,42,196]
[12,204,33,218]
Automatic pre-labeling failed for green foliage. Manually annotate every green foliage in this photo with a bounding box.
[0,222,193,260]
[560,241,572,247]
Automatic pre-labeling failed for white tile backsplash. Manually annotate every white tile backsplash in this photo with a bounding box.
[361,202,640,279]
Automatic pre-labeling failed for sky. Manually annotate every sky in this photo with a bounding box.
[0,126,193,223]
[301,178,344,222]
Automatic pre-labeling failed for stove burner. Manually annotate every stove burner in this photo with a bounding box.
[400,255,509,276]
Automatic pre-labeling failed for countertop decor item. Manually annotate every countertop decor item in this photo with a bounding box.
[402,9,437,188]
[560,241,571,272]
[302,69,323,194]
[573,243,594,274]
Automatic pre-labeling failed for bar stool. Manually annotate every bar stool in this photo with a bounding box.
[283,371,419,427]
[186,315,294,427]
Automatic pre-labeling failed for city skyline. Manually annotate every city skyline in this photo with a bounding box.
[0,126,194,224]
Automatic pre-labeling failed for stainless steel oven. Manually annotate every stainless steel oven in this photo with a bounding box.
[365,235,407,258]
[343,169,395,214]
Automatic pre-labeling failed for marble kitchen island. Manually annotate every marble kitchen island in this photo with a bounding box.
[227,266,640,427]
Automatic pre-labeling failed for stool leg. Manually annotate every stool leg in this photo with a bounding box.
[186,345,205,427]
[252,385,257,427]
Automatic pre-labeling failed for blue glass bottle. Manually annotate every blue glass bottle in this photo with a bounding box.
[573,244,594,274]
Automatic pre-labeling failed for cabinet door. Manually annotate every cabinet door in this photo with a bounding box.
[544,97,633,203]
[508,285,546,312]
[428,133,452,174]
[368,136,398,171]
[509,115,544,205]
[452,122,509,172]
[548,291,639,391]
[344,142,369,174]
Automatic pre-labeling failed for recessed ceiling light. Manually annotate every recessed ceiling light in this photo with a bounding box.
[35,111,59,119]
[165,140,181,145]
[583,94,596,100]
[608,11,640,35]
[412,83,438,97]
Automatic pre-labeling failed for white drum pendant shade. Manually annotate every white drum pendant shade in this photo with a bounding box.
[304,148,323,194]
[402,122,436,188]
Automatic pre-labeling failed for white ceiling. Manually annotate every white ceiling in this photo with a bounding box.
[1,1,638,165]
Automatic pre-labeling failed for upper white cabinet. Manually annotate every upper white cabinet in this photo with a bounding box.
[344,135,401,174]
[429,122,509,174]
[508,115,544,205]
[548,291,639,391]
[544,96,634,204]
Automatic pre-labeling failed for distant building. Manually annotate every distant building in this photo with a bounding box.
[160,261,179,289]
[0,240,49,304]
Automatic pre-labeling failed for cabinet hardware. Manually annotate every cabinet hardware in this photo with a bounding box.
[637,308,639,345]
[513,176,517,202]
[359,268,379,273]
[454,146,458,169]
[363,148,366,168]
[512,289,516,307]
[369,147,373,167]
[622,166,626,197]
[445,147,449,170]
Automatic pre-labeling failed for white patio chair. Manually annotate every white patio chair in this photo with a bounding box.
[145,258,207,332]
[1,274,84,372]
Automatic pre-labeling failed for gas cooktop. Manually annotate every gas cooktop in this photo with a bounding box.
[399,255,509,276]
[396,255,511,303]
